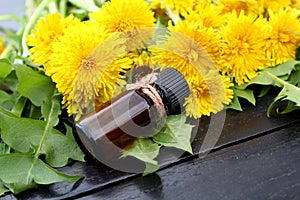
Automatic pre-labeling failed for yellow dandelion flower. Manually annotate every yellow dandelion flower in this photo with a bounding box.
[222,75,235,105]
[129,50,155,68]
[257,0,292,14]
[218,0,259,15]
[149,0,169,20]
[0,37,4,55]
[184,71,234,118]
[158,0,194,16]
[90,0,155,32]
[184,91,201,118]
[27,13,80,65]
[46,22,132,118]
[151,20,233,118]
[220,11,268,85]
[186,1,225,28]
[152,20,223,77]
[89,0,155,49]
[266,8,300,66]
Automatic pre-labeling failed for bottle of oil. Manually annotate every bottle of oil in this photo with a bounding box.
[75,68,190,165]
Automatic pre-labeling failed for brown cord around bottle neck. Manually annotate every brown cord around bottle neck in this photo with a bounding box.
[126,73,166,118]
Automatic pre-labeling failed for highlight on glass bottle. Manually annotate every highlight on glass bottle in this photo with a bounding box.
[75,67,190,172]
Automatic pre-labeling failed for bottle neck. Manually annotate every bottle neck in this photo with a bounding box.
[153,83,181,115]
[135,83,180,116]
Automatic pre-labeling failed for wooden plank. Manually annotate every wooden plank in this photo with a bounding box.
[73,121,300,200]
[5,93,300,199]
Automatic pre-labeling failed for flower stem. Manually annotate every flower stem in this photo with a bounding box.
[48,0,59,13]
[25,0,35,19]
[21,0,54,57]
[59,0,68,16]
[0,14,23,22]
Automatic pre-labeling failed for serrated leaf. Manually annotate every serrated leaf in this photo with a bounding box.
[242,72,278,88]
[0,107,84,168]
[121,138,160,174]
[153,115,193,154]
[0,59,13,83]
[236,60,300,116]
[14,65,55,107]
[266,72,300,117]
[64,123,76,140]
[42,130,85,167]
[266,72,300,106]
[0,154,82,194]
[226,92,242,111]
[265,60,299,76]
[0,180,9,196]
[143,162,160,176]
[122,138,160,165]
[235,88,255,106]
[240,60,300,89]
[277,83,300,106]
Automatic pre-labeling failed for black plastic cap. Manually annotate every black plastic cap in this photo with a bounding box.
[155,68,190,114]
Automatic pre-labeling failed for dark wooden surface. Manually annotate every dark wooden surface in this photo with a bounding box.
[78,121,300,200]
[1,92,299,200]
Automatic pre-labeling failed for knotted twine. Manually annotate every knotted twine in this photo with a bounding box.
[126,73,166,118]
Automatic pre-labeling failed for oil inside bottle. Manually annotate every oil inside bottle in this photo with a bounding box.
[76,89,163,162]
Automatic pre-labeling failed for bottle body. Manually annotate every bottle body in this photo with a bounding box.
[76,89,162,162]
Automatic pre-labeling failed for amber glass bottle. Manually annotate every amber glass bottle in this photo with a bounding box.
[75,68,190,163]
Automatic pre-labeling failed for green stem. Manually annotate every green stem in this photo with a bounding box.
[25,0,35,19]
[0,14,23,22]
[21,0,54,57]
[48,0,59,13]
[59,0,68,16]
